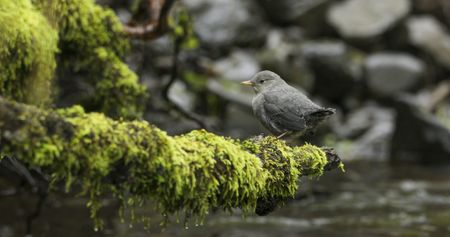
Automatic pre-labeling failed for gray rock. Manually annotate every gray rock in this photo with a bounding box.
[207,79,253,108]
[301,41,363,101]
[407,16,450,69]
[168,81,196,111]
[328,0,410,39]
[391,95,450,164]
[184,0,267,48]
[258,0,330,24]
[331,103,394,161]
[333,103,394,139]
[257,28,314,91]
[412,0,450,27]
[213,50,260,82]
[365,53,425,97]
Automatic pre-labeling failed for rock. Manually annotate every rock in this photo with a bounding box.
[257,0,329,24]
[413,0,442,12]
[257,0,331,35]
[207,79,253,108]
[257,28,314,91]
[330,103,394,161]
[328,0,410,40]
[301,40,363,101]
[407,16,450,69]
[391,95,450,164]
[184,0,267,49]
[332,103,394,139]
[364,53,425,97]
[412,0,450,27]
[168,81,196,111]
[213,50,260,82]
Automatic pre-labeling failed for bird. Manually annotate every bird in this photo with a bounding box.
[241,70,335,139]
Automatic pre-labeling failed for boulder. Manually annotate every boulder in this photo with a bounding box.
[213,50,260,82]
[330,103,394,161]
[407,16,450,69]
[391,95,450,164]
[364,53,425,97]
[184,0,267,49]
[257,0,332,36]
[301,41,363,101]
[328,0,410,40]
[257,28,314,91]
[257,0,330,24]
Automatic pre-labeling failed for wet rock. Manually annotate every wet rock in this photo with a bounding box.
[391,95,450,164]
[328,0,410,40]
[365,53,425,97]
[301,41,363,101]
[407,16,450,69]
[213,50,260,82]
[184,0,267,49]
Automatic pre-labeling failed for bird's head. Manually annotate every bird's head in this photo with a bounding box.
[241,70,285,94]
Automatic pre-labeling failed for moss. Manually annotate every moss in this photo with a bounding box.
[33,0,146,118]
[0,97,339,229]
[34,0,129,62]
[0,0,58,106]
[86,48,147,118]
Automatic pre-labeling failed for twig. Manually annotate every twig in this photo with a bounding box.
[162,36,213,130]
[0,156,48,235]
[26,190,47,236]
[124,0,177,40]
[426,80,450,112]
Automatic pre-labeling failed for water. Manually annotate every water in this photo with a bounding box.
[1,161,450,237]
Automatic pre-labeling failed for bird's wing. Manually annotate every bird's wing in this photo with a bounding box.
[262,91,307,132]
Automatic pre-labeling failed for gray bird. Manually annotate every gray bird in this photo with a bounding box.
[241,70,335,138]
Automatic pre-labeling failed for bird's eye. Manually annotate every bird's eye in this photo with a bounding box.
[260,80,265,83]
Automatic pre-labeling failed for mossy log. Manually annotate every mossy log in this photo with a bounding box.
[0,96,342,227]
[0,0,58,106]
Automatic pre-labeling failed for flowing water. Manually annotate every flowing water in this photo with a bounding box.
[1,161,450,237]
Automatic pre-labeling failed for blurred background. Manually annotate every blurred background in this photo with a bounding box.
[2,0,450,236]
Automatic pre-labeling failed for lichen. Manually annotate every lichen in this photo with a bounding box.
[0,97,338,229]
[32,0,147,119]
[0,0,58,106]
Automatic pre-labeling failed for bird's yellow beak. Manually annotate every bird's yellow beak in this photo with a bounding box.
[240,80,253,86]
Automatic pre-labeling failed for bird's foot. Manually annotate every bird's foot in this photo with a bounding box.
[276,132,289,139]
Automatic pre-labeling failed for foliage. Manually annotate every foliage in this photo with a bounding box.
[0,0,58,106]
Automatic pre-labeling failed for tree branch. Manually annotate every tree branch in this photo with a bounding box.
[124,0,177,40]
[0,97,342,227]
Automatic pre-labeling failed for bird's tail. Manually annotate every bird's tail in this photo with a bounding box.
[310,108,335,118]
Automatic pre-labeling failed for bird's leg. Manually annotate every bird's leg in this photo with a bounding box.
[277,132,289,139]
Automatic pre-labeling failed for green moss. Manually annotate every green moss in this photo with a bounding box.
[0,0,58,106]
[34,0,129,62]
[0,98,337,229]
[86,48,147,118]
[33,0,146,118]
